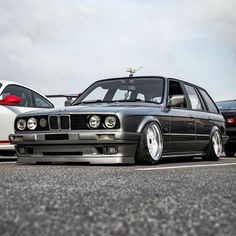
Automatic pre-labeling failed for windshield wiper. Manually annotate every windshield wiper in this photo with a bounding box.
[113,99,159,104]
[78,100,104,104]
[77,100,117,105]
[76,99,160,105]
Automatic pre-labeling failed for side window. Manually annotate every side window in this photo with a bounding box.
[184,84,203,111]
[168,81,187,108]
[1,85,33,107]
[199,89,219,113]
[32,92,54,108]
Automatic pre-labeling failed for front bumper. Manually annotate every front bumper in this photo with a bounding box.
[9,131,140,164]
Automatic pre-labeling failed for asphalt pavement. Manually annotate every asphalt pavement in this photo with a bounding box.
[0,157,235,236]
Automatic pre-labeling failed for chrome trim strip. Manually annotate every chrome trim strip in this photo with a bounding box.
[163,133,209,137]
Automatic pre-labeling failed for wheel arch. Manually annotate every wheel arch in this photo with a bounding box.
[137,116,162,133]
[209,126,221,140]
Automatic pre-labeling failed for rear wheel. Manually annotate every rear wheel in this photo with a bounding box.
[136,122,163,164]
[204,129,222,161]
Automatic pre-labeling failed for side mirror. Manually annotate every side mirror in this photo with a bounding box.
[167,95,185,108]
[0,95,21,105]
[65,98,73,106]
[64,93,81,106]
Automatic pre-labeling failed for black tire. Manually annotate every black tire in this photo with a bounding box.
[204,129,222,161]
[224,146,235,157]
[135,122,163,164]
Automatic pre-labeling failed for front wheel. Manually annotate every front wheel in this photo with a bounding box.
[204,129,222,161]
[135,122,163,164]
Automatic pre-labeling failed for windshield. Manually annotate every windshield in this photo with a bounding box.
[73,77,164,105]
[216,100,236,110]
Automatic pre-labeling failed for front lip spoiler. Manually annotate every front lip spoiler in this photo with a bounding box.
[17,156,135,164]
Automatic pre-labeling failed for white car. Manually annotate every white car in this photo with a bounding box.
[0,80,54,156]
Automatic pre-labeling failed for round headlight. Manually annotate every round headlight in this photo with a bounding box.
[27,118,37,130]
[17,119,26,131]
[104,116,117,129]
[89,115,100,128]
[39,118,47,128]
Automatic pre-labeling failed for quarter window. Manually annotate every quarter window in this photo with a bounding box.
[184,84,203,111]
[32,92,54,108]
[199,89,218,113]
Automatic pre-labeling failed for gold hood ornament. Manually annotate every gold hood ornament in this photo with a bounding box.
[126,66,143,77]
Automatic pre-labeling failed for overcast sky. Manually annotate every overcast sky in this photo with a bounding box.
[0,0,235,103]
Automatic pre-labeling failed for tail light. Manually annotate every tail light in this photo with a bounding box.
[226,117,236,124]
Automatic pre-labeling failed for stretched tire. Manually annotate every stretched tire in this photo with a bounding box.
[204,129,222,161]
[136,122,163,164]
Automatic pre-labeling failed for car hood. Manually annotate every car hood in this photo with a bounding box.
[17,102,162,117]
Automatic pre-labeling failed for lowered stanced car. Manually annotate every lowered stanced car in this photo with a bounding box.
[10,76,228,164]
[216,100,236,157]
[0,80,54,156]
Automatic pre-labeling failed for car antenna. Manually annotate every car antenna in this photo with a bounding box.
[126,66,143,77]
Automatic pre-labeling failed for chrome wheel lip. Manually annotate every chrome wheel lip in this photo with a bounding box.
[212,131,222,157]
[146,123,163,161]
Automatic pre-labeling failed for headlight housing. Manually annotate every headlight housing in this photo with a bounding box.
[104,116,117,129]
[17,119,27,131]
[89,115,101,128]
[27,118,37,130]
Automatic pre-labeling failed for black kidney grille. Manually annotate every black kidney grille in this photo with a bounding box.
[60,116,70,130]
[49,116,58,130]
[49,115,70,130]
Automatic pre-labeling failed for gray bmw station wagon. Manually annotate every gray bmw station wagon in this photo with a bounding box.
[10,76,228,164]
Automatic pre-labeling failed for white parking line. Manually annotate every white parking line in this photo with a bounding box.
[0,161,16,164]
[136,163,236,171]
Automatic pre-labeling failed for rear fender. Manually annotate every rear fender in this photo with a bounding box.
[210,126,220,139]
